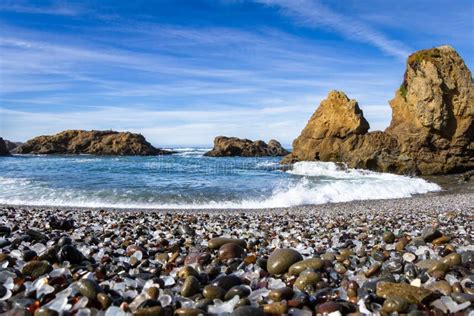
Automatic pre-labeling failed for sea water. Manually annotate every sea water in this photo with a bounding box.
[0,148,441,208]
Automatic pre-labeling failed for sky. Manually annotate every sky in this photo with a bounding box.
[0,0,473,146]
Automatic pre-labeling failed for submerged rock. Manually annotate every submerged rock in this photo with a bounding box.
[282,46,473,175]
[205,136,289,157]
[14,130,174,156]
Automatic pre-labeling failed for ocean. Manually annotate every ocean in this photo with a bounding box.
[0,148,441,209]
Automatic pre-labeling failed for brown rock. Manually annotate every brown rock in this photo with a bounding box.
[376,281,433,304]
[205,136,289,157]
[218,243,246,260]
[282,46,474,175]
[208,237,246,250]
[14,130,174,156]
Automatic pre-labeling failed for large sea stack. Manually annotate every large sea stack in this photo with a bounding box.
[14,130,174,156]
[0,138,11,156]
[282,46,473,175]
[205,136,289,157]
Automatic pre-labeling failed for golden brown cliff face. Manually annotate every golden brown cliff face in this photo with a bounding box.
[14,130,174,156]
[283,46,473,175]
[386,45,474,174]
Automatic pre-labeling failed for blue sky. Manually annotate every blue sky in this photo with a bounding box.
[1,0,473,146]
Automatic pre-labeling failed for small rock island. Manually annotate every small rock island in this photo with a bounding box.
[282,46,473,175]
[13,130,174,156]
[204,136,290,157]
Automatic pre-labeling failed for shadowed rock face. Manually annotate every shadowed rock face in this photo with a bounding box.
[0,138,10,156]
[205,136,290,157]
[3,140,22,151]
[282,46,473,175]
[14,130,174,156]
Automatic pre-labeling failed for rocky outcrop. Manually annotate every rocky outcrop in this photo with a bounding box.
[4,140,22,151]
[14,130,174,156]
[204,136,289,157]
[282,46,473,175]
[0,138,10,156]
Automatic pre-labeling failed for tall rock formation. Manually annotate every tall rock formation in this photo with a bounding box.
[205,136,289,157]
[386,46,473,174]
[0,138,11,156]
[14,130,174,156]
[282,46,473,175]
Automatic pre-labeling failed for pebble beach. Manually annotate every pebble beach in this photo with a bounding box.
[0,192,473,315]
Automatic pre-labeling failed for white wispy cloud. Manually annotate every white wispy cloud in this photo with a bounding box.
[254,0,411,59]
[0,1,82,16]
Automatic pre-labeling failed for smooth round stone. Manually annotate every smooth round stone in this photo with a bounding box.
[263,302,288,315]
[294,270,321,291]
[146,287,159,300]
[267,248,303,275]
[184,252,210,265]
[195,298,212,310]
[34,308,59,316]
[203,284,226,300]
[432,235,450,246]
[97,292,111,309]
[426,280,452,295]
[383,231,395,243]
[22,260,52,278]
[461,251,474,264]
[421,227,442,242]
[218,243,246,260]
[410,237,426,246]
[208,237,246,250]
[213,275,242,291]
[181,276,200,297]
[0,238,11,248]
[403,252,417,262]
[174,308,205,316]
[177,266,199,279]
[134,306,163,316]
[451,293,474,303]
[23,250,37,262]
[395,237,408,251]
[268,287,294,302]
[230,306,265,316]
[382,297,409,313]
[288,258,323,275]
[57,236,72,247]
[58,245,84,264]
[225,285,251,300]
[321,252,336,262]
[315,301,342,314]
[416,260,448,273]
[0,226,11,237]
[339,248,353,258]
[441,253,461,268]
[334,263,347,274]
[76,279,101,299]
[365,262,381,277]
[452,282,463,293]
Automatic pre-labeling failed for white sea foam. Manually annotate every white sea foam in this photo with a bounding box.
[0,161,441,209]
